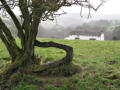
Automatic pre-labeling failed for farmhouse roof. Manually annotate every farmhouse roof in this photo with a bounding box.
[70,31,103,36]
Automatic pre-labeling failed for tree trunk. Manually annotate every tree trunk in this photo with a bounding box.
[0,38,73,89]
[0,0,75,88]
[33,40,73,73]
[1,39,73,76]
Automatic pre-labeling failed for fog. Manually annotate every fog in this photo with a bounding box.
[4,0,120,40]
[37,13,120,40]
[37,0,120,40]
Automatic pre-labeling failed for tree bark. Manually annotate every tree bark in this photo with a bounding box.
[33,40,73,73]
[0,18,22,62]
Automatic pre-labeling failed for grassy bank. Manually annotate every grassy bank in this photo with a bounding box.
[0,39,120,90]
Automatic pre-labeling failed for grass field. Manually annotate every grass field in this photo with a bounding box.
[1,39,120,90]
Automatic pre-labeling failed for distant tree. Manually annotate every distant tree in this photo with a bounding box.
[90,20,110,27]
[112,26,120,40]
[113,36,118,40]
[0,0,104,87]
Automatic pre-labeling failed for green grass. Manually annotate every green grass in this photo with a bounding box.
[1,38,120,89]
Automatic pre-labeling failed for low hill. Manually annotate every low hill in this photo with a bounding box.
[0,39,120,89]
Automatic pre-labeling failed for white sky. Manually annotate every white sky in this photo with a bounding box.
[14,0,120,15]
[61,0,120,15]
[13,0,120,29]
[40,0,120,29]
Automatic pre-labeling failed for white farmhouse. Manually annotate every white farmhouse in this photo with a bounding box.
[64,31,104,41]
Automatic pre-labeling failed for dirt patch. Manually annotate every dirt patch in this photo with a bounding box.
[107,61,116,65]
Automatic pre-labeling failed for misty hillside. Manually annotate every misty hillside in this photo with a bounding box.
[41,13,120,29]
[2,14,120,40]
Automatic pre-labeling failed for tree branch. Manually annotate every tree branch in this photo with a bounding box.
[19,0,31,32]
[0,30,17,61]
[0,17,15,43]
[34,40,73,73]
[0,17,22,61]
[19,0,32,50]
[0,0,25,48]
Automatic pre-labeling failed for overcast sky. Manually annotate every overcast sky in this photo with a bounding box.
[42,0,120,29]
[14,0,120,15]
[61,0,120,15]
[13,0,120,29]
[96,0,120,15]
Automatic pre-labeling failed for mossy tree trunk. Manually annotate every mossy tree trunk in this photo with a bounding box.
[0,0,73,85]
[0,0,41,76]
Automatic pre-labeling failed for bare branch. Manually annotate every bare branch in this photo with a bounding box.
[0,17,15,42]
[0,0,105,21]
[0,0,25,49]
